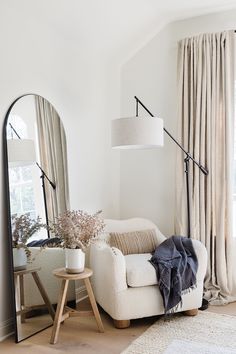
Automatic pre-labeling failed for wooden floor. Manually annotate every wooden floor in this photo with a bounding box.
[1,301,236,354]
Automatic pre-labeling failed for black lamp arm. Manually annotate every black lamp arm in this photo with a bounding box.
[9,123,21,139]
[36,162,56,189]
[134,96,208,176]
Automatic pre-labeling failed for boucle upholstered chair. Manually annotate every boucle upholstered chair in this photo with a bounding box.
[90,218,207,328]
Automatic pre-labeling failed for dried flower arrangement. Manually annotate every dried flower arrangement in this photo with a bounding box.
[52,210,105,250]
[12,214,46,262]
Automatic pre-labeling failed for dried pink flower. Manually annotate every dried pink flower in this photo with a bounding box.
[52,210,105,250]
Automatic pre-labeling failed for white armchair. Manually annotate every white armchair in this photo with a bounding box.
[90,218,207,328]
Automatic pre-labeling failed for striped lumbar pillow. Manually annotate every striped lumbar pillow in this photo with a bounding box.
[109,229,158,255]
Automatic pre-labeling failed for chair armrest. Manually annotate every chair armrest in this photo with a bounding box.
[90,243,127,294]
[191,239,207,281]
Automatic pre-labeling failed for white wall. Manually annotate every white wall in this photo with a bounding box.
[0,2,120,341]
[120,9,236,237]
[120,25,177,236]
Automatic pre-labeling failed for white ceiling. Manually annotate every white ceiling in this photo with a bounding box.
[4,0,236,59]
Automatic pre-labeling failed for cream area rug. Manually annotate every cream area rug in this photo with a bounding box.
[122,312,236,354]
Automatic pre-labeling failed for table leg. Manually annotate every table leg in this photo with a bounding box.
[50,279,69,344]
[19,275,25,323]
[14,274,21,328]
[84,278,104,333]
[32,271,55,320]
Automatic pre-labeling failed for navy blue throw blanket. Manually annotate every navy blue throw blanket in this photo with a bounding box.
[149,236,198,314]
[27,237,61,247]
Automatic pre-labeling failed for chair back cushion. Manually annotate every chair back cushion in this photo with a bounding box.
[110,229,158,255]
[99,218,166,247]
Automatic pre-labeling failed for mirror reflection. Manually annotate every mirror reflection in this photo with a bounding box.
[5,94,73,342]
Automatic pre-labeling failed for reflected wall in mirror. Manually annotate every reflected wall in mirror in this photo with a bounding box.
[4,94,74,342]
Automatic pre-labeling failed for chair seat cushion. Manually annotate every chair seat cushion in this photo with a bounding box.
[125,253,158,287]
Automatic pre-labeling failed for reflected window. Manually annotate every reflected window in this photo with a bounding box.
[8,115,37,220]
[9,166,36,220]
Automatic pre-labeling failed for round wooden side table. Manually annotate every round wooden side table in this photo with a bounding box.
[50,267,104,344]
[14,267,55,324]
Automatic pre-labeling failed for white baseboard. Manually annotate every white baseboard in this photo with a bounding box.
[0,318,14,342]
[75,285,88,303]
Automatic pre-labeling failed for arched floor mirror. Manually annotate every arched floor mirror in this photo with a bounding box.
[3,94,72,342]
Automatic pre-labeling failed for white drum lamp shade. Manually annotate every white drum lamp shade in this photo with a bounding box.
[7,139,36,167]
[111,117,164,149]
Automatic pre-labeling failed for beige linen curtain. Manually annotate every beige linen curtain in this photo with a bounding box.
[35,96,69,225]
[176,30,236,304]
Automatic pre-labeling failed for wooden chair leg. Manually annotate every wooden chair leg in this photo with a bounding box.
[113,319,130,329]
[50,279,69,344]
[84,278,104,333]
[183,309,198,316]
